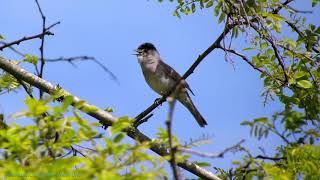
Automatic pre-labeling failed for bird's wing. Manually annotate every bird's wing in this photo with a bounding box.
[160,60,195,96]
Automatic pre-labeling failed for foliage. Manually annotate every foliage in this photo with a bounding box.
[0,97,166,179]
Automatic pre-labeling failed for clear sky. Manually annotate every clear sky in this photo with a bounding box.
[0,0,319,178]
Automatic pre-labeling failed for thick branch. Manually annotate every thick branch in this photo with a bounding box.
[0,56,221,180]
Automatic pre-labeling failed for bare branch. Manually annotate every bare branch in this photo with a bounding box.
[70,145,87,157]
[0,31,53,51]
[133,113,153,128]
[45,56,119,84]
[286,5,313,14]
[16,79,34,98]
[165,98,181,180]
[255,155,285,161]
[179,139,245,159]
[217,46,285,84]
[0,44,119,84]
[35,0,47,98]
[272,0,294,14]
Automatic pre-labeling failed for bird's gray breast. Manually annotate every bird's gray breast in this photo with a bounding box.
[141,62,175,95]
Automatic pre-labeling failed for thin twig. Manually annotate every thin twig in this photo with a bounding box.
[35,0,47,99]
[0,31,53,51]
[133,113,153,128]
[74,144,97,152]
[178,139,245,158]
[45,56,119,84]
[217,46,282,81]
[272,0,294,14]
[255,155,285,161]
[16,78,34,98]
[165,97,181,180]
[0,45,119,84]
[286,5,313,14]
[284,20,319,54]
[249,23,289,85]
[70,145,86,157]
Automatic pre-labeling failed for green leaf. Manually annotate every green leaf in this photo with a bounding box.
[24,97,48,116]
[191,3,196,13]
[173,10,181,18]
[312,0,319,7]
[213,2,220,16]
[110,116,130,135]
[253,117,268,123]
[206,1,213,8]
[193,161,210,167]
[260,42,268,49]
[243,47,254,51]
[104,107,113,112]
[61,95,73,111]
[297,80,313,89]
[218,12,226,23]
[269,14,285,21]
[113,133,125,143]
[295,71,307,79]
[240,121,253,126]
[23,54,38,65]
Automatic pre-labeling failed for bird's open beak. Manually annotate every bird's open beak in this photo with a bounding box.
[132,49,139,55]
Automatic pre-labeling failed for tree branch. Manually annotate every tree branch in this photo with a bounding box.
[0,44,119,84]
[0,56,221,180]
[255,155,285,161]
[35,0,47,98]
[179,139,245,159]
[165,98,181,180]
[249,23,289,85]
[0,31,54,51]
[45,56,119,84]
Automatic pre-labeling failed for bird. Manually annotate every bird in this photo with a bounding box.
[134,42,207,127]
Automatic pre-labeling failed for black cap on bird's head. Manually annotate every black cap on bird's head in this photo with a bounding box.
[137,42,157,52]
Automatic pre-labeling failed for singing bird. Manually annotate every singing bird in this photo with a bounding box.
[134,42,207,127]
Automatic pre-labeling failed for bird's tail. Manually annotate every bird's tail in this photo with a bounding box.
[179,95,208,127]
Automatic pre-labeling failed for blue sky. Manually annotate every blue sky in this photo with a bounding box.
[0,0,319,178]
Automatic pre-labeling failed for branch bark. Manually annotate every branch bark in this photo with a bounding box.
[0,56,221,180]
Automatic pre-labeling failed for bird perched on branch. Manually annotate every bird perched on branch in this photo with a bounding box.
[134,42,207,127]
